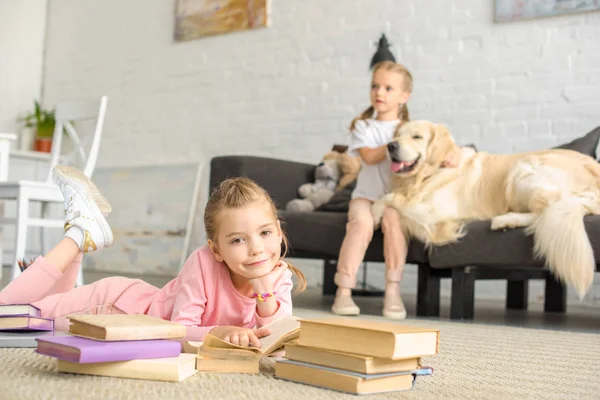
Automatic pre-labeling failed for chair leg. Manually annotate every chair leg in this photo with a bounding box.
[506,279,529,310]
[39,201,50,255]
[544,273,567,313]
[12,196,30,281]
[450,267,476,320]
[417,264,440,317]
[0,201,4,280]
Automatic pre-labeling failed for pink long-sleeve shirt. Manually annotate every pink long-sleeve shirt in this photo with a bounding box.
[113,245,294,341]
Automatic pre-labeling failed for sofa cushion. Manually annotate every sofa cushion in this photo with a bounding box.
[279,210,429,263]
[316,181,355,212]
[428,215,600,268]
[555,126,600,158]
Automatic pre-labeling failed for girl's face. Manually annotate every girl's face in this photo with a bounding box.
[208,200,283,281]
[370,69,411,120]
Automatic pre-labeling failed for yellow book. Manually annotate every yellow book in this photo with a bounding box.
[182,343,260,373]
[57,353,197,382]
[298,318,439,360]
[275,359,415,395]
[284,343,420,374]
[67,314,186,341]
[199,315,300,359]
[195,356,260,374]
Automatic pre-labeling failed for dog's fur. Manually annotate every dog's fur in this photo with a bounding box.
[373,120,600,298]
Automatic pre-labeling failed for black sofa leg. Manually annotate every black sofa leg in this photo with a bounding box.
[322,260,337,296]
[544,273,567,313]
[451,267,475,320]
[417,264,440,317]
[506,280,529,310]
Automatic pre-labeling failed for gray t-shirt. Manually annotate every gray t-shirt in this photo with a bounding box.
[348,118,400,202]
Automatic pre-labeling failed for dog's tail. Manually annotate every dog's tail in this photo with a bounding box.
[527,197,595,299]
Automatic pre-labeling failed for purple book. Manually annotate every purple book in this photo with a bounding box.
[0,316,54,331]
[36,335,182,364]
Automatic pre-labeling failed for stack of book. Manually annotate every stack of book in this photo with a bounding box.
[183,315,301,374]
[274,318,439,395]
[0,304,62,348]
[0,304,54,331]
[35,313,197,382]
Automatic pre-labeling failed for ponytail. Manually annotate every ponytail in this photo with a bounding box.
[349,106,375,131]
[399,103,410,122]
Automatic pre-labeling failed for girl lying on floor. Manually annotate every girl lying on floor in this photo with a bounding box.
[0,166,306,347]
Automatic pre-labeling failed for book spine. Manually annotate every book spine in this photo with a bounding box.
[80,341,182,363]
[28,317,54,331]
[29,306,42,318]
[35,349,79,363]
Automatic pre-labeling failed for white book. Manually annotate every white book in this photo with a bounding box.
[0,304,41,317]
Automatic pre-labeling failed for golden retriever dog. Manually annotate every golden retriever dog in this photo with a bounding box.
[372,120,600,298]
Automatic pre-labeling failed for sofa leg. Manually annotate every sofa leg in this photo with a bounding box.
[322,260,337,296]
[544,273,567,313]
[417,264,440,317]
[451,267,475,320]
[506,279,528,310]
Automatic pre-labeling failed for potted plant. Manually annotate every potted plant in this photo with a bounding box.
[19,100,56,153]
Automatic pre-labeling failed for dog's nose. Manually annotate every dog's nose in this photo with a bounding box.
[387,142,399,152]
[317,162,324,167]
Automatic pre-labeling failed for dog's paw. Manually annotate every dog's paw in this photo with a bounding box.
[491,214,520,230]
[490,215,510,230]
[491,213,535,231]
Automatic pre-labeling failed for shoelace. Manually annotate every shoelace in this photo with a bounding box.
[63,185,81,224]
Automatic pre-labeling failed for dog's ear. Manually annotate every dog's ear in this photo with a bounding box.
[393,121,407,138]
[427,124,458,166]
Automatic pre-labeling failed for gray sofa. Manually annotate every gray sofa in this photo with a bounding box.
[209,126,600,319]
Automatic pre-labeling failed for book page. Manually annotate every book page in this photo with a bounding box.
[260,316,301,354]
[202,315,300,355]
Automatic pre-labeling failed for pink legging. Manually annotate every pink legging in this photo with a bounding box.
[334,198,408,289]
[0,254,131,330]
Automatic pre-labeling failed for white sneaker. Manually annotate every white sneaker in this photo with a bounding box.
[383,295,407,320]
[331,295,360,316]
[53,165,113,252]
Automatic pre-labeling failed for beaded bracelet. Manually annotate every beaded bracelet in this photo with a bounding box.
[252,291,277,302]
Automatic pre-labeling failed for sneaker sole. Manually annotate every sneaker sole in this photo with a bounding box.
[53,166,111,214]
[331,306,360,316]
[53,165,113,249]
[383,310,407,319]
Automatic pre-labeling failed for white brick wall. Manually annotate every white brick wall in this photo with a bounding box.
[41,0,600,304]
[0,0,47,133]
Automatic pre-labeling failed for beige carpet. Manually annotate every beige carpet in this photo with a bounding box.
[1,308,600,400]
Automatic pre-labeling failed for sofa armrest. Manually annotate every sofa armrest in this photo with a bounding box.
[209,155,316,209]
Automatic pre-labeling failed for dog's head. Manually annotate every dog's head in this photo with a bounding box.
[316,157,341,182]
[387,120,458,177]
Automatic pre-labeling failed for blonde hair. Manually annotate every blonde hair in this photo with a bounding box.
[204,177,306,293]
[349,60,413,131]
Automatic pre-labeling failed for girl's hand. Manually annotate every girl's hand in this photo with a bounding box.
[442,147,463,168]
[209,326,271,347]
[248,261,288,295]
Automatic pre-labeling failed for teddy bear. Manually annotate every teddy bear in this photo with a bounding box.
[285,149,361,212]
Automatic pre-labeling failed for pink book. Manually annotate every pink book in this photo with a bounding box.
[36,335,182,363]
[0,316,54,331]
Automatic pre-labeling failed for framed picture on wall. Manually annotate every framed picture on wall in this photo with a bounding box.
[495,0,600,22]
[174,0,271,41]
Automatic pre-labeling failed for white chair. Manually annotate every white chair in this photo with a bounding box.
[0,96,108,285]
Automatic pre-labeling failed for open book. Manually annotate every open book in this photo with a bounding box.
[197,315,300,359]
